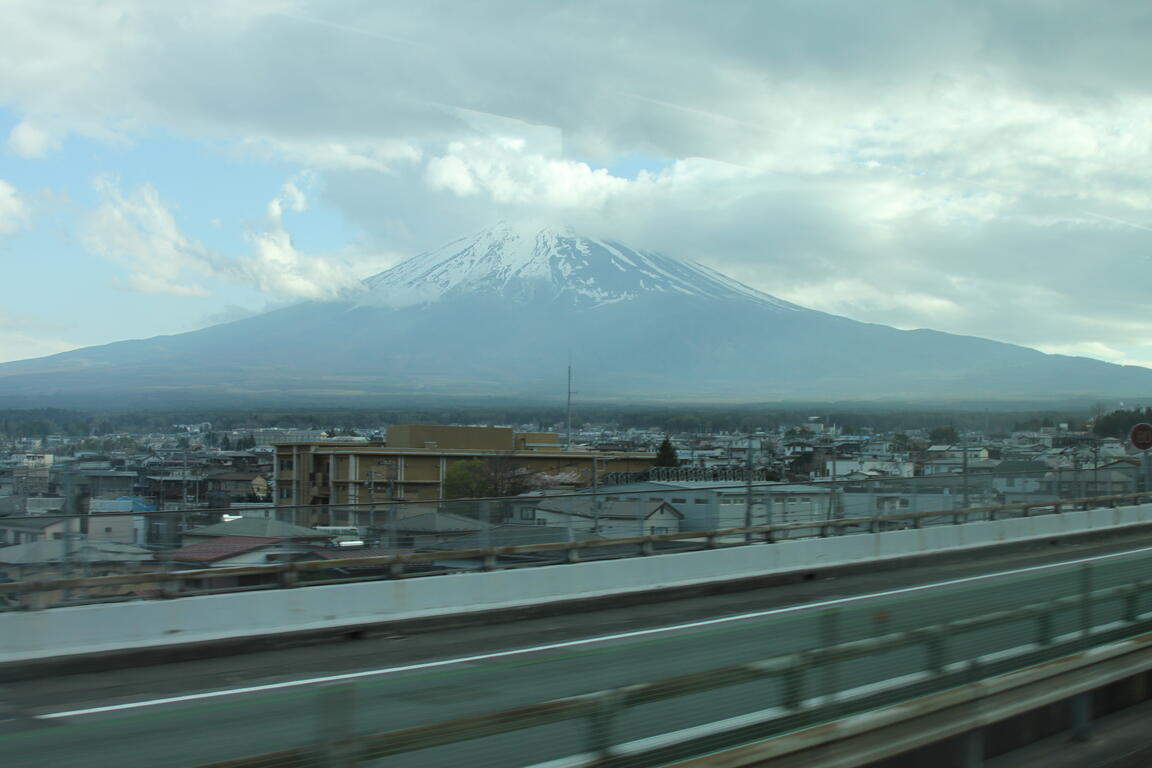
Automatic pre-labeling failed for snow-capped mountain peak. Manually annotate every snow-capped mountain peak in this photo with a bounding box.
[359,223,800,310]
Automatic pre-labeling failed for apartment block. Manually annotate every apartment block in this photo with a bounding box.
[274,425,656,507]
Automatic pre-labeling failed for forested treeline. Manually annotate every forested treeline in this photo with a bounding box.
[0,403,1116,440]
[1091,408,1152,439]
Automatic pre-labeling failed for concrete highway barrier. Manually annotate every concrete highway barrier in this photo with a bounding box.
[4,502,1152,665]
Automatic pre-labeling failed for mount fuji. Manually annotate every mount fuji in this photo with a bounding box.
[3,223,1152,405]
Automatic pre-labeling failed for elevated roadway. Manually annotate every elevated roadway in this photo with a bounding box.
[6,528,1152,767]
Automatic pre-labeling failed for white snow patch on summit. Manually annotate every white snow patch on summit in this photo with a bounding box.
[358,223,802,311]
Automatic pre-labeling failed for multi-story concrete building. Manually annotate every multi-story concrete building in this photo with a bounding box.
[274,425,656,509]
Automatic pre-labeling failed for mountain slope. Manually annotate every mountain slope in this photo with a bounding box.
[1,224,1150,405]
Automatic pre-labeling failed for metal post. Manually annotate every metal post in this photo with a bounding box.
[1124,587,1139,623]
[829,436,838,499]
[1081,563,1094,643]
[1070,692,1092,742]
[1144,451,1152,497]
[927,628,947,675]
[822,489,833,537]
[1093,441,1100,502]
[586,693,620,761]
[389,501,398,550]
[60,519,71,577]
[782,661,806,710]
[765,494,775,542]
[316,684,357,768]
[820,609,841,704]
[59,525,77,603]
[479,500,491,549]
[962,729,984,768]
[1037,603,1054,645]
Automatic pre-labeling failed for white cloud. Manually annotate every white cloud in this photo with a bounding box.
[6,120,62,158]
[266,178,308,219]
[5,1,1152,366]
[243,226,367,299]
[243,137,422,173]
[778,279,965,329]
[0,332,77,363]
[425,139,634,208]
[80,177,216,296]
[1032,339,1152,371]
[0,180,29,234]
[0,311,77,363]
[80,175,391,301]
[1036,342,1128,361]
[244,182,390,299]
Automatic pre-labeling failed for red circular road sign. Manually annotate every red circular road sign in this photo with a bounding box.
[1131,423,1152,451]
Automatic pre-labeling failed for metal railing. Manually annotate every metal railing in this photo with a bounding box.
[180,554,1152,767]
[8,548,1152,768]
[4,490,1152,610]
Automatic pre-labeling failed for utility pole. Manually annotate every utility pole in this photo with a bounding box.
[828,428,840,522]
[592,456,600,535]
[744,436,754,537]
[961,437,969,509]
[181,448,189,536]
[566,366,573,451]
[1092,439,1100,499]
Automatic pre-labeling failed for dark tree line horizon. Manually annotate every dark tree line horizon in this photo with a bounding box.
[0,403,1137,442]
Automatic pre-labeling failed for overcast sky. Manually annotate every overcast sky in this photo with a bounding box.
[1,0,1150,367]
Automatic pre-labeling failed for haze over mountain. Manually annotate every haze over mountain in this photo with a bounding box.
[2,223,1151,406]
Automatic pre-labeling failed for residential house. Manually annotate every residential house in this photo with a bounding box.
[164,535,310,569]
[524,500,685,539]
[0,515,70,547]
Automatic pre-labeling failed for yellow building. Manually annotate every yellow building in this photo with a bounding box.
[274,425,656,507]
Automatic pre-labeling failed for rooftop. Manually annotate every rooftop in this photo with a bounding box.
[164,536,288,564]
[184,517,330,539]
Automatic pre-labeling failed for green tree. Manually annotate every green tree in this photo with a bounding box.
[654,436,679,467]
[442,456,537,499]
[442,459,492,499]
[1093,408,1152,439]
[928,425,959,445]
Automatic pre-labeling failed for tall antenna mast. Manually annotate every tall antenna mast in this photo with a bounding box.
[566,365,573,450]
